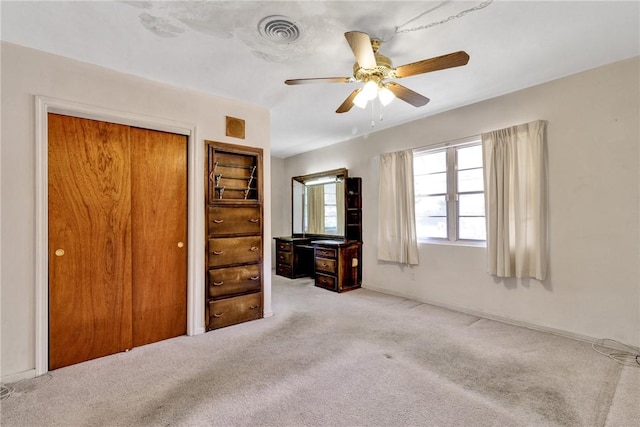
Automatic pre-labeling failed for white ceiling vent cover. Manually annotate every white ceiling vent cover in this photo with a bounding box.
[258,15,302,44]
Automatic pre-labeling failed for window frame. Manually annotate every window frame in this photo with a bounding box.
[413,136,486,247]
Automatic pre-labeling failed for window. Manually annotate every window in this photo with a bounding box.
[323,183,338,233]
[413,139,486,243]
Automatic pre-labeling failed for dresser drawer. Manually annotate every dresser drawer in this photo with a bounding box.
[315,274,336,291]
[276,241,292,252]
[208,293,262,330]
[208,236,261,268]
[208,265,261,298]
[208,206,260,235]
[315,247,336,259]
[315,257,336,274]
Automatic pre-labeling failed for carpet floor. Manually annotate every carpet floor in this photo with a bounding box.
[1,274,638,426]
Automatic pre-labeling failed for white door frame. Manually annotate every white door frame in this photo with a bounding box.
[35,96,201,376]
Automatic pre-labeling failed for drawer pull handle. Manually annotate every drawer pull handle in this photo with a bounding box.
[322,263,328,267]
[213,312,224,318]
[249,218,260,223]
[250,246,259,252]
[212,281,224,286]
[213,250,224,255]
[249,276,260,281]
[213,219,224,224]
[249,305,259,310]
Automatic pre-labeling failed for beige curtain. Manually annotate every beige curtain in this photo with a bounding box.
[482,120,548,280]
[377,150,419,265]
[306,184,325,234]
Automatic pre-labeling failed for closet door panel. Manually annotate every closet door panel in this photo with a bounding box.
[48,113,133,370]
[130,128,187,347]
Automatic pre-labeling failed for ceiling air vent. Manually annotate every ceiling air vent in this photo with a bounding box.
[258,15,302,44]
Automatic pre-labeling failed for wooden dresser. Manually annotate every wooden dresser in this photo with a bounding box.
[205,141,263,331]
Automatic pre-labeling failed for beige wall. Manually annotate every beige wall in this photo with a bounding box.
[282,57,640,348]
[0,42,271,380]
[270,156,287,268]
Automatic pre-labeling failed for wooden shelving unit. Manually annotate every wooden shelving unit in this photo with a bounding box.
[345,177,362,242]
[205,141,263,331]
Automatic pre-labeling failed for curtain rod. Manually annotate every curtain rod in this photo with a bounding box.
[411,134,481,155]
[379,135,482,158]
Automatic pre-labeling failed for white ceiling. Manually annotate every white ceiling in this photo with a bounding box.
[1,1,639,158]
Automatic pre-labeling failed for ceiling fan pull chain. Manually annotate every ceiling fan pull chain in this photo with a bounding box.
[395,0,493,34]
[371,101,376,128]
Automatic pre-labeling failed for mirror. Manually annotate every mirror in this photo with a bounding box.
[292,168,348,238]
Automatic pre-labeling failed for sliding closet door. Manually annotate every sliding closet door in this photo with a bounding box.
[130,128,187,346]
[48,114,133,370]
[48,115,188,370]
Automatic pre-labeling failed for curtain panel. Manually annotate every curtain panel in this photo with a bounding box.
[306,184,325,234]
[377,150,419,265]
[482,120,548,280]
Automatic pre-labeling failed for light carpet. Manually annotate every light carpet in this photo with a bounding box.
[1,274,638,426]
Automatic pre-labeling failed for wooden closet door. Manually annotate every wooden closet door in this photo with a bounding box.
[130,128,187,346]
[48,114,133,370]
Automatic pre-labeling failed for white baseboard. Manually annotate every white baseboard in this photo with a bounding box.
[362,284,640,352]
[192,326,206,335]
[2,369,36,384]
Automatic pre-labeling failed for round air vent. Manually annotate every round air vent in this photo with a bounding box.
[258,15,302,44]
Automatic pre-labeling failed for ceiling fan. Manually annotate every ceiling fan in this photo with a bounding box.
[285,31,470,113]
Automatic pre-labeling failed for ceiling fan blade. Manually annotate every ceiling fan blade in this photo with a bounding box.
[344,31,377,69]
[285,77,352,85]
[394,51,470,78]
[385,82,430,107]
[336,89,362,113]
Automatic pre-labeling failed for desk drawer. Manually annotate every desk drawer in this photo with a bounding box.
[208,265,261,298]
[208,293,262,330]
[276,250,292,265]
[315,257,336,274]
[315,274,336,291]
[208,236,261,268]
[276,241,293,252]
[315,247,336,259]
[276,263,293,278]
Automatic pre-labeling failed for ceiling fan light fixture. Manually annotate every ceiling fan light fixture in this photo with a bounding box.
[362,81,379,101]
[378,86,395,106]
[353,91,369,109]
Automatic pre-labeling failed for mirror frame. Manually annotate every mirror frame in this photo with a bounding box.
[292,168,348,239]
